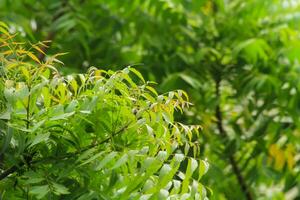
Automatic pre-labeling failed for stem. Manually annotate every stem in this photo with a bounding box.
[215,78,253,200]
[26,85,31,129]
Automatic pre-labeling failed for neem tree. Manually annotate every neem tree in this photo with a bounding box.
[0,23,209,199]
[2,0,300,199]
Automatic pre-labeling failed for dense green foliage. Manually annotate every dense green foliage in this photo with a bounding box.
[1,0,300,199]
[0,25,209,199]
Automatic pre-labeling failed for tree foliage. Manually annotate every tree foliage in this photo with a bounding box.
[0,24,209,200]
[1,0,300,199]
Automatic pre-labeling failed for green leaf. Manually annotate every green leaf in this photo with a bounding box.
[95,152,117,170]
[129,67,145,83]
[112,154,128,169]
[23,177,45,184]
[158,189,169,199]
[49,111,75,121]
[29,185,49,199]
[0,127,13,155]
[159,164,172,179]
[77,191,98,200]
[4,88,16,105]
[0,110,11,120]
[179,74,201,89]
[65,100,78,113]
[181,158,198,193]
[162,111,172,124]
[146,86,158,96]
[29,132,50,148]
[198,160,209,180]
[52,182,70,195]
[0,21,9,29]
[77,148,98,163]
[79,151,105,166]
[0,27,9,36]
[31,120,46,133]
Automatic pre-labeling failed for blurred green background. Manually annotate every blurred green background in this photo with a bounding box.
[1,0,300,199]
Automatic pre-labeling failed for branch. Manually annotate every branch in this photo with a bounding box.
[0,121,131,180]
[214,78,253,200]
[0,153,34,181]
[66,120,132,155]
[0,165,18,180]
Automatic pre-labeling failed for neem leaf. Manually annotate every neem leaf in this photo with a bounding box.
[198,160,209,180]
[129,67,145,83]
[52,182,70,195]
[29,132,50,148]
[0,126,13,155]
[79,151,105,166]
[29,185,50,199]
[112,154,128,169]
[49,111,75,121]
[24,177,45,184]
[95,152,117,170]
